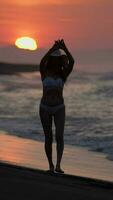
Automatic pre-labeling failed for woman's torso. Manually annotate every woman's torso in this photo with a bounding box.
[41,76,64,106]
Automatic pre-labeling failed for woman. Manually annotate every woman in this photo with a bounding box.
[39,39,74,173]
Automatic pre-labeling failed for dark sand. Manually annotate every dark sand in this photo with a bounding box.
[0,162,113,200]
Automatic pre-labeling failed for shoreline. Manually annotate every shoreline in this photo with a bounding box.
[0,130,112,163]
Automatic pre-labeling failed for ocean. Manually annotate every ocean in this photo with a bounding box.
[0,69,113,161]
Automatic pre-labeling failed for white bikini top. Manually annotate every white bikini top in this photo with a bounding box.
[43,77,64,88]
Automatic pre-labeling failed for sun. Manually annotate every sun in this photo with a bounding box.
[15,36,37,51]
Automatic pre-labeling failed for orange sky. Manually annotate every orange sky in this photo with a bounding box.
[0,0,113,50]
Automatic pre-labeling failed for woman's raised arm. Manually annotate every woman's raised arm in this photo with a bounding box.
[39,43,59,78]
[60,40,75,78]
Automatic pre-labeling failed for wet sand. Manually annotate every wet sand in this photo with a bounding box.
[1,133,113,182]
[0,133,113,200]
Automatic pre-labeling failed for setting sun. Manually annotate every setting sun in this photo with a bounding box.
[15,37,37,51]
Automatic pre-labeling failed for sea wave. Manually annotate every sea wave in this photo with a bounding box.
[0,71,113,161]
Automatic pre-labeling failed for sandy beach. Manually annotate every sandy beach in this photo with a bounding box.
[0,133,113,199]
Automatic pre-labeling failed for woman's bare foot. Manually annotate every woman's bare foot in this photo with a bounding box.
[49,164,54,172]
[55,165,64,173]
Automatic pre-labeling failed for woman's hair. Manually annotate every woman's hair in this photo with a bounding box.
[46,55,69,82]
[61,55,69,65]
[46,56,63,75]
[46,55,68,82]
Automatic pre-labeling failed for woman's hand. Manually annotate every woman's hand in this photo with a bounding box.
[55,39,67,50]
[59,39,67,50]
[51,41,60,52]
[50,39,68,53]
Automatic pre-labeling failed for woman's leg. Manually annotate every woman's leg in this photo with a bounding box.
[39,106,54,171]
[54,106,65,171]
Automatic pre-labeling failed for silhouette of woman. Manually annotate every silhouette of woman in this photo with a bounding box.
[39,39,74,173]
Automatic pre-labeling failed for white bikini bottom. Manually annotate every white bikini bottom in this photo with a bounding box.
[40,103,65,115]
